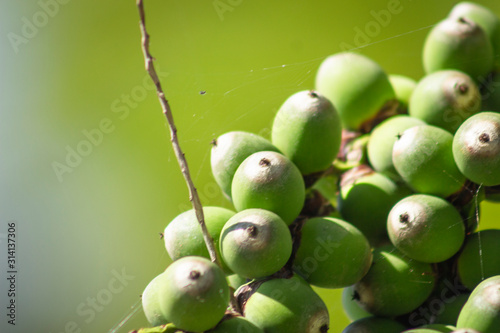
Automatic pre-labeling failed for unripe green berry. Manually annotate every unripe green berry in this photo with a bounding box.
[231,151,305,225]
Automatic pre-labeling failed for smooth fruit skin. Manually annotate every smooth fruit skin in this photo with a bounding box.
[141,273,169,327]
[315,52,396,131]
[341,317,407,333]
[367,115,426,180]
[457,229,500,290]
[409,70,481,133]
[220,209,292,279]
[389,74,417,111]
[449,2,500,69]
[423,16,494,80]
[157,256,229,332]
[453,112,500,186]
[243,275,329,333]
[338,170,413,246]
[209,316,264,333]
[353,246,435,317]
[456,276,500,333]
[210,131,280,199]
[293,217,372,288]
[164,206,235,274]
[393,125,466,198]
[341,285,371,321]
[231,151,305,225]
[271,90,342,175]
[468,275,500,298]
[387,194,465,263]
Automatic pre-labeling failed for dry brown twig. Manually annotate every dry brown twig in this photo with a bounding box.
[136,0,220,267]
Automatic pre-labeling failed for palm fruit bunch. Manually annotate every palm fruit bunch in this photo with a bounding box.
[135,2,500,333]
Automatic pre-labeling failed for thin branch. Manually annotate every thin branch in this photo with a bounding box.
[136,0,220,267]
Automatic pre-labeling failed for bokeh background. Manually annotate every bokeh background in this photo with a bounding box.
[1,0,500,332]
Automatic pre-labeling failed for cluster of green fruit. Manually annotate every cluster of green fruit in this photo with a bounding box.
[136,2,500,333]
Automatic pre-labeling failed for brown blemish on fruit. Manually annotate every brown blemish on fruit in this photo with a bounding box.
[479,133,490,143]
[189,270,201,280]
[456,82,468,94]
[308,90,319,98]
[259,158,271,167]
[399,213,410,223]
[246,225,258,238]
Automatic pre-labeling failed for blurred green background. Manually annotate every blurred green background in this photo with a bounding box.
[1,0,499,332]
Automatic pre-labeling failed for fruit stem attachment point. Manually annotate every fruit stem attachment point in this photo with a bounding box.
[456,83,469,94]
[189,270,201,280]
[308,90,319,98]
[259,158,271,167]
[246,225,258,238]
[399,213,410,223]
[136,0,221,269]
[479,133,490,143]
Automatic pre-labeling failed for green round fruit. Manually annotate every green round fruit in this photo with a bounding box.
[423,16,494,80]
[342,317,407,333]
[393,124,466,198]
[449,2,500,69]
[468,275,500,298]
[271,90,342,175]
[158,256,229,332]
[220,209,292,279]
[293,216,372,288]
[243,275,329,333]
[209,316,264,333]
[367,115,426,180]
[211,131,280,198]
[453,112,500,186]
[341,285,371,321]
[409,70,481,133]
[164,206,235,274]
[387,194,465,263]
[231,151,305,225]
[456,276,500,333]
[141,273,169,327]
[353,246,436,317]
[338,168,412,246]
[389,74,417,112]
[315,52,396,131]
[457,229,500,290]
